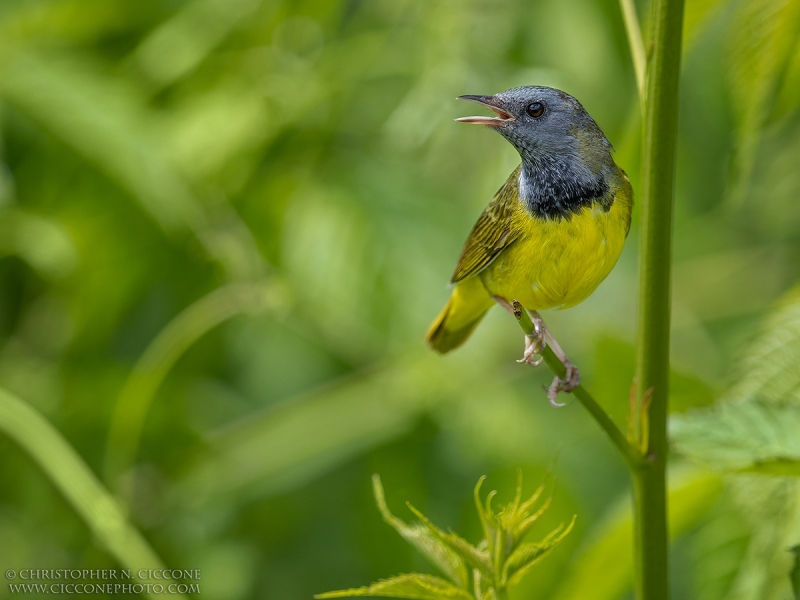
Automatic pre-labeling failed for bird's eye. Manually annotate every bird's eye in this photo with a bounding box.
[526,102,545,118]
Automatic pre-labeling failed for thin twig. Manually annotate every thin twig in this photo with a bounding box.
[512,301,645,470]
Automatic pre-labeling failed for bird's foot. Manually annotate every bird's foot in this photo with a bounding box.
[546,361,580,407]
[517,313,546,366]
[508,304,580,407]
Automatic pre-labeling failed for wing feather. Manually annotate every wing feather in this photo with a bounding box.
[450,165,522,283]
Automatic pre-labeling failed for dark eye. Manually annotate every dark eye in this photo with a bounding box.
[526,102,545,118]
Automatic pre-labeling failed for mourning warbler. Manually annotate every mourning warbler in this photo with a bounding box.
[425,86,633,400]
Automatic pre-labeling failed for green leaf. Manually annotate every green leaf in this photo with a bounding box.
[671,400,800,473]
[471,568,487,600]
[671,288,800,475]
[473,477,496,555]
[738,459,800,477]
[406,503,493,578]
[690,495,751,600]
[0,388,184,600]
[372,475,468,589]
[728,286,800,405]
[502,516,576,586]
[726,0,800,203]
[721,477,799,600]
[314,573,474,600]
[790,545,800,599]
[510,488,552,546]
[497,470,550,544]
[670,286,800,599]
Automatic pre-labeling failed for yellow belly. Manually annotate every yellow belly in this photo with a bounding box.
[480,196,631,310]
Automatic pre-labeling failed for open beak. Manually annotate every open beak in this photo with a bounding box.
[455,95,514,127]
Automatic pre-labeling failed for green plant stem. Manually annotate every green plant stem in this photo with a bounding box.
[0,388,185,600]
[513,304,644,470]
[634,0,685,597]
[619,0,647,102]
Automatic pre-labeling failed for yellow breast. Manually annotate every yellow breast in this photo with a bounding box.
[480,180,632,311]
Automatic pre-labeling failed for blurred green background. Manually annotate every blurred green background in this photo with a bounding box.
[1,0,800,598]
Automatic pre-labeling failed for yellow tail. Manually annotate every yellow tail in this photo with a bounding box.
[425,277,495,354]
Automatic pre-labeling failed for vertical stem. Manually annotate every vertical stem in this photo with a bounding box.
[634,0,684,598]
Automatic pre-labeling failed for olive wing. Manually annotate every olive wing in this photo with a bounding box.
[450,166,522,283]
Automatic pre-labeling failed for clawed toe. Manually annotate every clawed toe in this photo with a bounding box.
[517,313,546,367]
[547,361,580,407]
[517,332,546,366]
[510,305,580,406]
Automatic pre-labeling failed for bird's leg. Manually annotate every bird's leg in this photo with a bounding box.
[517,311,546,367]
[541,324,580,407]
[492,296,547,367]
[492,296,515,315]
[495,298,579,405]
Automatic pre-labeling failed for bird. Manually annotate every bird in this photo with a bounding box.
[425,86,633,403]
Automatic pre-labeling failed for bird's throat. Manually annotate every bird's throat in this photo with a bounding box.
[518,157,611,220]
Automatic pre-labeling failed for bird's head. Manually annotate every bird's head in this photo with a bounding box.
[456,86,612,168]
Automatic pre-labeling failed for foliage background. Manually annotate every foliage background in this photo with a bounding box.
[1,0,800,598]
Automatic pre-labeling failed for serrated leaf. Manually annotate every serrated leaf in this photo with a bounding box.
[503,470,524,519]
[472,568,484,600]
[512,490,552,545]
[406,503,493,578]
[671,287,800,474]
[502,516,576,586]
[670,288,800,475]
[473,477,496,556]
[728,286,800,405]
[498,471,547,535]
[490,470,552,548]
[671,400,800,472]
[372,475,468,589]
[670,286,800,600]
[314,573,474,600]
[690,495,750,600]
[722,477,799,600]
